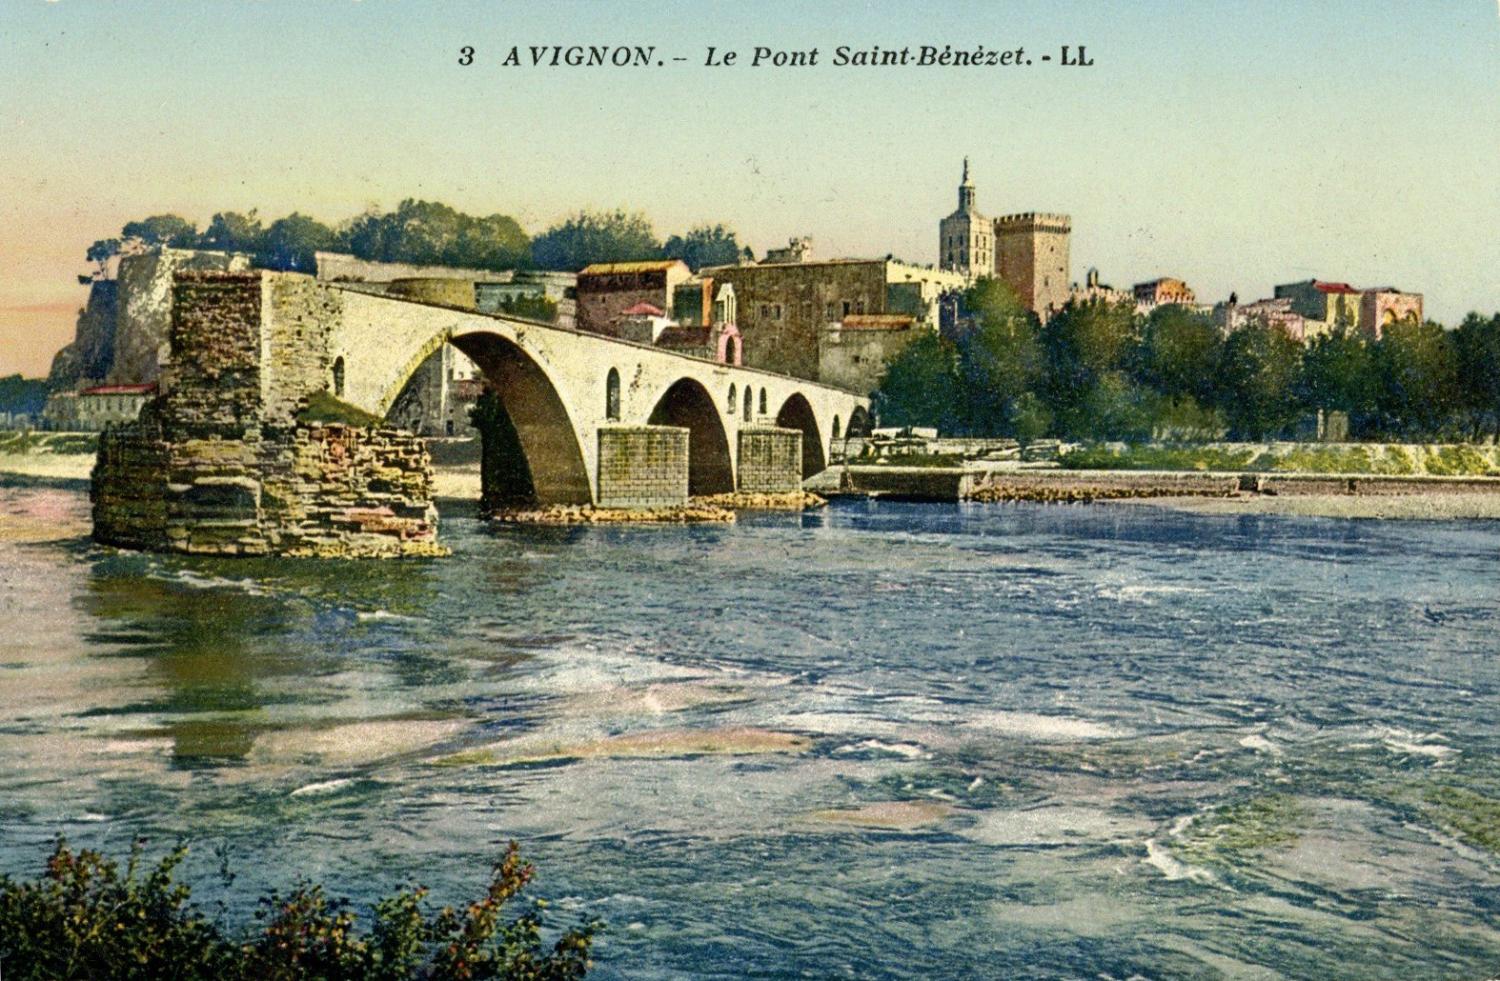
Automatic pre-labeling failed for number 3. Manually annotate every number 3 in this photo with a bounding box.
[458,46,474,66]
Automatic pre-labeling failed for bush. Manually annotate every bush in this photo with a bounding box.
[0,838,596,980]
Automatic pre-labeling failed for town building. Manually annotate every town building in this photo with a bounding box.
[1274,279,1363,336]
[1359,287,1423,339]
[43,382,156,431]
[938,158,993,278]
[818,314,918,395]
[575,259,693,336]
[704,255,965,382]
[1069,267,1133,307]
[935,161,1072,322]
[1133,277,1197,313]
[387,343,482,438]
[1215,296,1311,341]
[617,285,743,365]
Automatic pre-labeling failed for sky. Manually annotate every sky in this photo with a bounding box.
[1,0,1497,376]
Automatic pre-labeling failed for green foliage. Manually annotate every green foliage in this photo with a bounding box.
[1059,444,1258,472]
[663,223,741,272]
[1375,319,1459,437]
[122,214,198,248]
[85,237,121,277]
[200,211,266,254]
[496,294,558,323]
[298,391,385,428]
[259,213,338,273]
[1216,323,1304,439]
[871,331,963,432]
[1135,304,1221,405]
[956,280,1043,435]
[0,839,597,980]
[1454,312,1500,440]
[0,374,51,415]
[1041,298,1141,438]
[344,200,531,273]
[530,210,662,272]
[1298,326,1376,426]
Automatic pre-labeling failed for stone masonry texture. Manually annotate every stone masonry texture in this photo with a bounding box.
[737,427,803,493]
[91,270,443,558]
[596,425,690,508]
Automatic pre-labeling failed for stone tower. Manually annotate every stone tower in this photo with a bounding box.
[938,158,990,279]
[994,211,1071,322]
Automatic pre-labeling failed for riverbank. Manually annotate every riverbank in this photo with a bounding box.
[1122,492,1500,520]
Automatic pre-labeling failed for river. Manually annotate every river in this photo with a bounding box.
[2,479,1497,979]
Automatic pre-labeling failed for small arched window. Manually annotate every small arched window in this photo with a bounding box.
[727,385,737,414]
[743,390,752,421]
[832,415,841,439]
[758,389,767,415]
[332,356,345,397]
[605,368,621,421]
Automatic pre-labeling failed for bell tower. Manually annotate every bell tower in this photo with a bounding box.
[939,158,989,279]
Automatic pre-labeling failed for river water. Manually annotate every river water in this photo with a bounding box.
[2,480,1498,979]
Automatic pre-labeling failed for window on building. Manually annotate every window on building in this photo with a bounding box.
[758,389,767,415]
[759,304,769,319]
[445,420,455,436]
[842,300,852,316]
[832,416,841,439]
[606,367,621,421]
[332,356,345,397]
[774,304,783,320]
[728,385,737,414]
[855,299,865,314]
[826,302,837,319]
[743,392,752,421]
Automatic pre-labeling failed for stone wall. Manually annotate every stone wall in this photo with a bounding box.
[92,268,442,558]
[737,427,802,493]
[597,425,689,507]
[93,414,440,557]
[110,248,252,384]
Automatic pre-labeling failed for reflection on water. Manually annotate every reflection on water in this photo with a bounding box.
[2,481,1499,980]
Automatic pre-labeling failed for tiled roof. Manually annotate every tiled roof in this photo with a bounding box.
[579,260,686,275]
[840,314,915,330]
[79,383,157,396]
[1314,281,1359,294]
[622,302,666,316]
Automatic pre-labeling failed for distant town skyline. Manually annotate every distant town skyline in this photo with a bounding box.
[3,0,1498,375]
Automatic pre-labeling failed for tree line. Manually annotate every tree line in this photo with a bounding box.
[874,279,1500,443]
[83,204,745,281]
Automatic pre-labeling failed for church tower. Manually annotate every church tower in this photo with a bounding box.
[939,158,990,279]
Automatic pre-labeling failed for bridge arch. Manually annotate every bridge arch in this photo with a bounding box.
[775,392,826,478]
[449,332,591,506]
[847,405,872,437]
[648,378,734,496]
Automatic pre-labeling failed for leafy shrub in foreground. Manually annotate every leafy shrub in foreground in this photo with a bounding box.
[0,838,596,980]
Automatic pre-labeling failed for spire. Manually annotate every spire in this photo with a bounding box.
[958,157,976,212]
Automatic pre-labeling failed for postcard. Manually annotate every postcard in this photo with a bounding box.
[1,2,1498,978]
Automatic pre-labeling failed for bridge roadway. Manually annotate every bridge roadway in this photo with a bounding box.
[318,282,871,504]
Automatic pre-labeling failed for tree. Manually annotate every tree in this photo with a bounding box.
[1135,304,1221,406]
[198,211,265,254]
[1375,319,1459,438]
[1454,312,1500,441]
[530,210,662,271]
[83,238,120,280]
[954,279,1043,435]
[344,200,528,271]
[121,214,198,247]
[1041,298,1140,437]
[871,331,963,432]
[1215,322,1304,439]
[663,224,741,272]
[258,213,337,273]
[1297,325,1377,432]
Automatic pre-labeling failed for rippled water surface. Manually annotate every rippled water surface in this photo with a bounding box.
[2,481,1498,979]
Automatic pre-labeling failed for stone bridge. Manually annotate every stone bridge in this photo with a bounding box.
[318,281,870,505]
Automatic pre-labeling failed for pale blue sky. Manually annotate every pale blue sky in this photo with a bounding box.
[2,0,1497,373]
